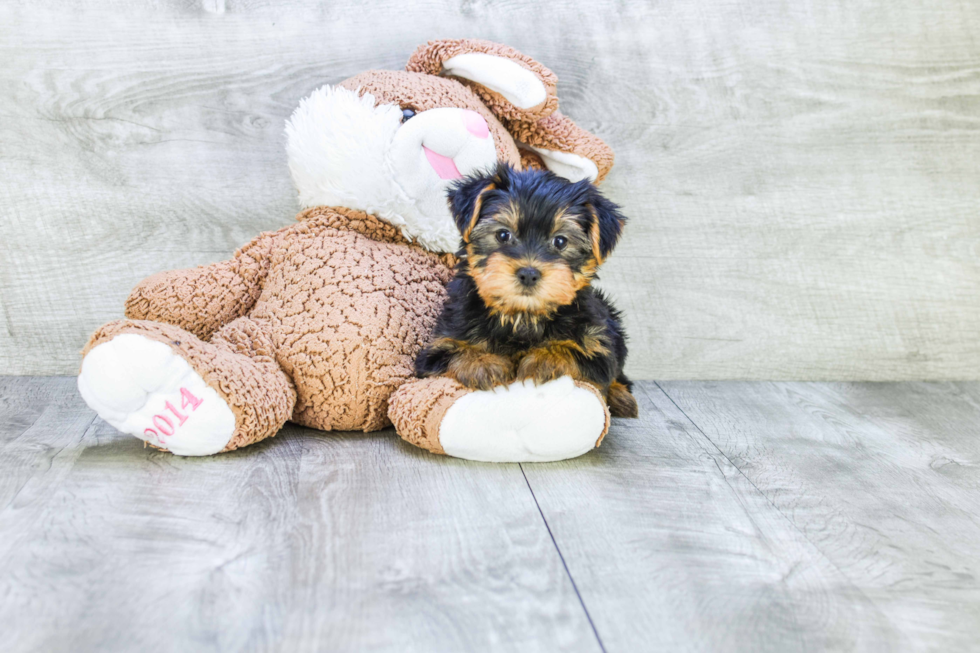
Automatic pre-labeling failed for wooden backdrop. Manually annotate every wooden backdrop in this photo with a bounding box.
[2,0,978,379]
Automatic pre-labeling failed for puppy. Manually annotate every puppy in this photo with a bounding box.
[415,163,638,418]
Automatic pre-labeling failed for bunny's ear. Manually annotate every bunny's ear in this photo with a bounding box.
[507,112,615,184]
[407,39,559,122]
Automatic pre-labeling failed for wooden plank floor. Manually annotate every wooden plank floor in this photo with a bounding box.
[1,378,978,652]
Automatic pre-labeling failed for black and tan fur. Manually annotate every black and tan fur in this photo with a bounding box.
[415,164,638,418]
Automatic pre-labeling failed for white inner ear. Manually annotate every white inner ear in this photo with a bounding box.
[528,146,599,183]
[443,52,548,109]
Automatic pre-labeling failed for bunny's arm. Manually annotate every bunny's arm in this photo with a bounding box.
[124,228,283,341]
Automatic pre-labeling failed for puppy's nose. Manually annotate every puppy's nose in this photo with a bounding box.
[516,267,541,288]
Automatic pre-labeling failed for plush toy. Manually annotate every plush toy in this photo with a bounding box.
[77,39,617,462]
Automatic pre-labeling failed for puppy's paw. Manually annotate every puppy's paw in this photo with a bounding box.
[516,347,579,385]
[448,352,515,391]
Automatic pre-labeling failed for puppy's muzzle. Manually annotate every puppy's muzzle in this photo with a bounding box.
[516,266,541,288]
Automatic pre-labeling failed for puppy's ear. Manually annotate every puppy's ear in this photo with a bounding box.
[448,166,508,243]
[585,187,627,264]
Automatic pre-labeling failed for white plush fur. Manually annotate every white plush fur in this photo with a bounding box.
[286,85,497,253]
[286,86,402,219]
[443,53,548,109]
[438,377,606,463]
[78,334,236,456]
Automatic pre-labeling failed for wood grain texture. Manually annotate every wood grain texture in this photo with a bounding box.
[0,377,598,653]
[521,382,905,651]
[658,380,980,649]
[0,1,978,379]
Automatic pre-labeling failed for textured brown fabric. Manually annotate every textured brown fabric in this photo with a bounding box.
[82,318,296,452]
[388,376,473,455]
[506,112,616,184]
[406,39,559,122]
[125,230,278,341]
[259,207,454,431]
[339,70,522,168]
[519,148,547,172]
[573,380,612,446]
[94,207,454,446]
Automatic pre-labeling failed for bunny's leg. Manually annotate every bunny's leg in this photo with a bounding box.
[78,317,294,456]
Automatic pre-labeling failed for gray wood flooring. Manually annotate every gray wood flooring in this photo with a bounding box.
[1,377,978,652]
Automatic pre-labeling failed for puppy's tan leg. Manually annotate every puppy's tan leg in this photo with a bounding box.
[431,338,516,391]
[515,339,585,386]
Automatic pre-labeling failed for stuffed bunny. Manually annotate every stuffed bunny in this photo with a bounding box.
[77,39,617,461]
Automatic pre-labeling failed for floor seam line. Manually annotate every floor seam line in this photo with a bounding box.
[649,381,912,644]
[1,413,98,514]
[519,463,608,653]
[0,406,48,452]
[650,382,858,568]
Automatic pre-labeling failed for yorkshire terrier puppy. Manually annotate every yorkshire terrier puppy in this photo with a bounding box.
[415,163,638,418]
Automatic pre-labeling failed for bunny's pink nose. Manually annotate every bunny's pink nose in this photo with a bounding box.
[463,110,489,139]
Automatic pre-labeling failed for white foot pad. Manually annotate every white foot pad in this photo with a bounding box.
[78,334,236,456]
[439,376,606,463]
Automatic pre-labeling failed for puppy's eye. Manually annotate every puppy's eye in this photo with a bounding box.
[496,229,512,243]
[552,235,568,251]
[401,109,416,122]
